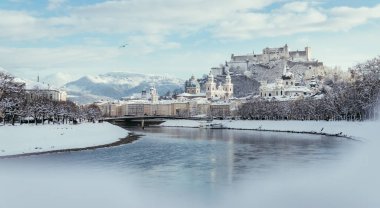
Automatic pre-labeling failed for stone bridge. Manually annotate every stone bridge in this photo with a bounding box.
[102,116,185,128]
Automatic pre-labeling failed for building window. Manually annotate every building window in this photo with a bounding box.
[269,93,271,97]
[281,91,283,95]
[286,82,288,85]
[276,91,278,96]
[291,82,293,85]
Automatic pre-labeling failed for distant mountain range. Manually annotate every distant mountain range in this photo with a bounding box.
[1,69,184,104]
[63,72,184,104]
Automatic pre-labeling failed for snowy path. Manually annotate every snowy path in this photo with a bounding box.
[0,122,129,157]
[161,120,378,140]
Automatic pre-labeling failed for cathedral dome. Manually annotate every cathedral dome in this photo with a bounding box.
[185,75,200,88]
[282,71,293,80]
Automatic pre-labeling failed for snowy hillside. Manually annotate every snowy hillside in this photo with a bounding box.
[65,72,184,103]
[42,72,77,88]
[232,60,314,83]
[200,59,323,97]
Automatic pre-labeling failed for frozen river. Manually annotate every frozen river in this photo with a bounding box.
[2,126,377,208]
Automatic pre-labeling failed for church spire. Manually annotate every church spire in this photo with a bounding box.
[283,62,287,76]
[208,70,214,83]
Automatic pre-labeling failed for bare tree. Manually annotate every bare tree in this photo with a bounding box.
[0,72,26,125]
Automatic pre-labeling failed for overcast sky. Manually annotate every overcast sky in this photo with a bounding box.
[1,0,380,81]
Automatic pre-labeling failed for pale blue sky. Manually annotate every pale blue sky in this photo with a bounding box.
[1,0,380,81]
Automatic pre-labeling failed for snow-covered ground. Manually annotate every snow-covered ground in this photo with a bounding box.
[161,119,378,141]
[0,122,129,157]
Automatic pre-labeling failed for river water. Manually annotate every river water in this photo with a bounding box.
[0,127,366,208]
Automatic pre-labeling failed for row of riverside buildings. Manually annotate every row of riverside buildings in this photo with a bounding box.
[96,98,241,118]
[96,72,240,118]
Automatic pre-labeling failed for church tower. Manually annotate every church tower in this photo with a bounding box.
[205,71,216,99]
[223,73,233,99]
[150,86,159,104]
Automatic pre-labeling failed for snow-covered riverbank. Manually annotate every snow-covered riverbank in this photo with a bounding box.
[161,119,378,140]
[1,119,375,157]
[0,123,129,157]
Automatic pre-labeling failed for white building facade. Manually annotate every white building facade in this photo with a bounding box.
[205,71,233,100]
[259,64,314,99]
[26,89,67,102]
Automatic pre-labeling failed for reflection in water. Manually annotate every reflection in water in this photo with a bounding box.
[8,127,349,187]
[132,128,348,188]
[0,127,354,208]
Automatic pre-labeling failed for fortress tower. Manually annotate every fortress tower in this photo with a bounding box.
[305,46,311,61]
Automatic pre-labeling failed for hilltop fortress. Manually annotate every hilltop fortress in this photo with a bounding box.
[230,44,311,64]
[211,44,321,78]
[205,44,326,97]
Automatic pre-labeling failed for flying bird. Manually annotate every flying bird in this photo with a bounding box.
[119,43,128,48]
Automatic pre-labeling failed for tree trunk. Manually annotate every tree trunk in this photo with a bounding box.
[11,115,15,126]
